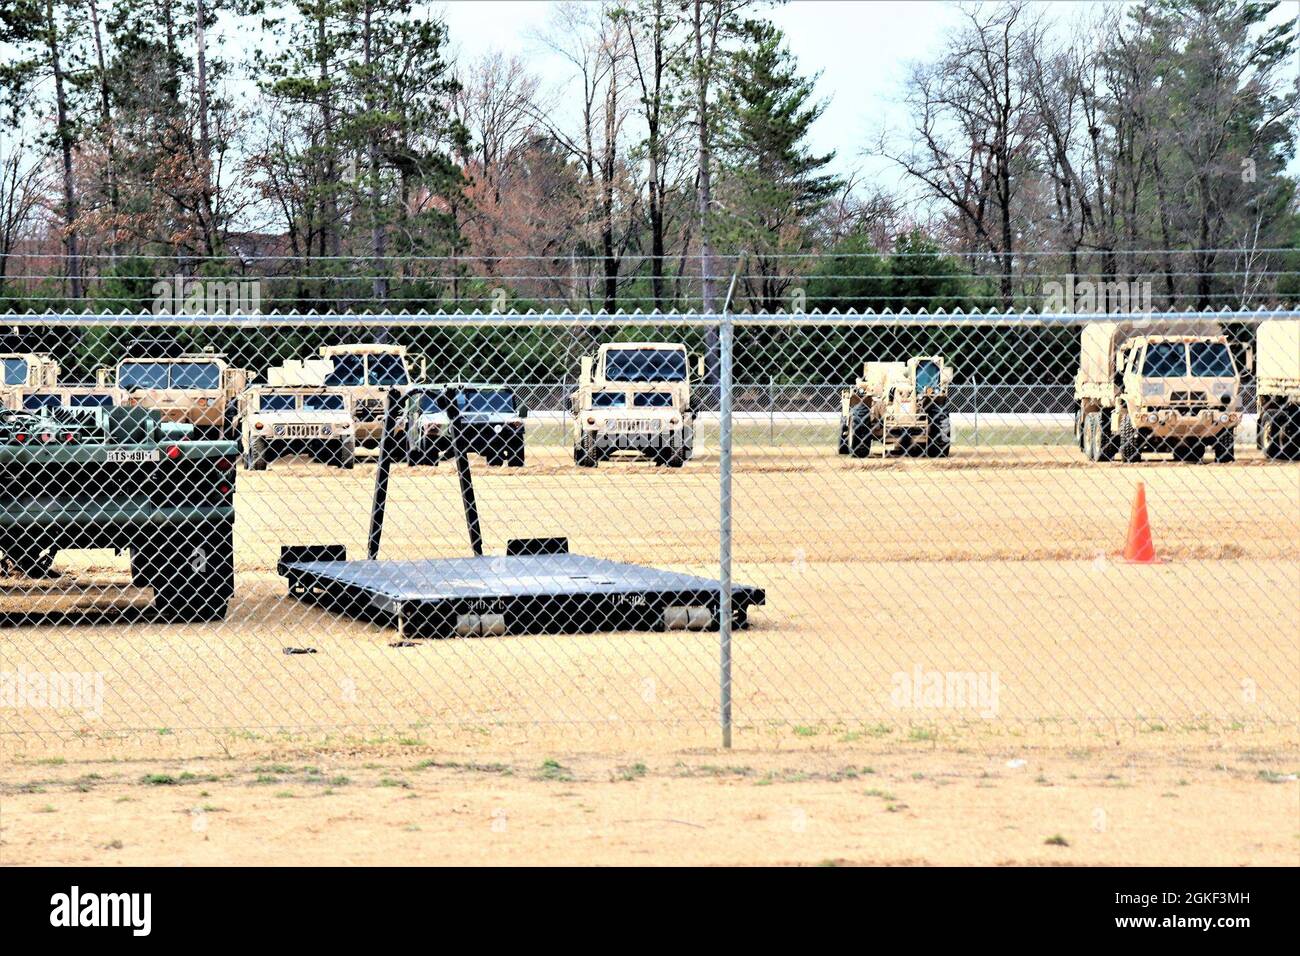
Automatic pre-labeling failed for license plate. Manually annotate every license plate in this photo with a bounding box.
[106,449,161,463]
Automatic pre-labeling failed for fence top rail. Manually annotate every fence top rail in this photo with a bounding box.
[3,309,1299,328]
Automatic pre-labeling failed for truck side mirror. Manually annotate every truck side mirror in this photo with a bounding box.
[692,353,705,378]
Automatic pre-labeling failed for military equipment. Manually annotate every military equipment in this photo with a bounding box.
[100,351,248,440]
[0,404,236,621]
[406,384,526,467]
[0,352,62,410]
[838,356,953,458]
[1074,320,1240,463]
[1255,319,1300,460]
[235,385,356,470]
[570,342,702,468]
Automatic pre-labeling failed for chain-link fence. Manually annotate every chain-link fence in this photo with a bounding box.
[2,310,1297,743]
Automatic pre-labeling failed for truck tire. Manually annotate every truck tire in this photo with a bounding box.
[507,435,526,468]
[337,437,356,470]
[849,419,871,458]
[1119,415,1142,463]
[248,436,269,471]
[925,411,952,458]
[152,520,234,623]
[837,420,850,455]
[1083,413,1100,461]
[1098,413,1118,461]
[1259,410,1285,460]
[575,432,598,468]
[1213,428,1235,464]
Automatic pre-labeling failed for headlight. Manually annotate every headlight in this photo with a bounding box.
[273,424,285,436]
[1145,413,1157,424]
[322,424,332,436]
[493,424,502,433]
[1218,413,1229,424]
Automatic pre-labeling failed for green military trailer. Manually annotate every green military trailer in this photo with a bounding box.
[0,404,237,622]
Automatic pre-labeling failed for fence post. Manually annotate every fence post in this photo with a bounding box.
[769,375,775,445]
[972,371,979,448]
[719,314,735,749]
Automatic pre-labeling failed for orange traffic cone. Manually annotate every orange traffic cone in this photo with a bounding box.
[1122,482,1163,564]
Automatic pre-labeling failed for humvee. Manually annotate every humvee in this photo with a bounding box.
[0,352,61,410]
[1074,321,1240,463]
[0,404,236,621]
[570,342,702,468]
[1255,319,1300,461]
[100,352,248,440]
[235,386,356,470]
[838,356,953,458]
[406,384,527,467]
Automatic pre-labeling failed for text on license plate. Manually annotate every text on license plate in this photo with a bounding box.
[106,449,161,463]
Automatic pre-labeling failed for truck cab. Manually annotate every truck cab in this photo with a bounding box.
[0,404,236,620]
[406,384,527,467]
[235,386,356,470]
[1,352,62,411]
[570,342,703,468]
[317,343,422,447]
[104,352,247,440]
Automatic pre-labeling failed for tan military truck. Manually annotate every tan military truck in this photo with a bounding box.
[1255,318,1300,460]
[570,342,703,468]
[838,356,953,458]
[100,352,248,439]
[266,343,421,448]
[1074,320,1241,463]
[9,384,126,413]
[0,352,61,410]
[234,385,355,470]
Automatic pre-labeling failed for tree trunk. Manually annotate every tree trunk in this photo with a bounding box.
[45,0,82,300]
[87,0,120,261]
[363,1,387,306]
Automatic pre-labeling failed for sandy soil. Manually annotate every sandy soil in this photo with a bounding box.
[2,443,1296,864]
[2,738,1296,866]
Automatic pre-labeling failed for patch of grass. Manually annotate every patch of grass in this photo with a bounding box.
[36,804,56,813]
[792,726,819,737]
[1257,770,1294,784]
[252,764,295,775]
[252,774,280,785]
[34,757,66,766]
[103,839,123,850]
[536,759,574,783]
[378,777,411,789]
[141,773,177,786]
[907,727,938,742]
[275,790,297,799]
[1044,834,1070,847]
[327,776,351,786]
[864,788,897,801]
[615,763,648,781]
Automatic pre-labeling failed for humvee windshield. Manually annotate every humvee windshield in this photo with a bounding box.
[1189,342,1234,377]
[1143,343,1186,377]
[259,394,298,412]
[304,394,346,412]
[120,361,220,390]
[592,392,627,407]
[915,360,941,391]
[461,390,514,413]
[71,393,114,408]
[604,348,686,382]
[633,392,673,407]
[368,354,409,386]
[325,354,365,387]
[3,357,29,385]
[23,393,59,410]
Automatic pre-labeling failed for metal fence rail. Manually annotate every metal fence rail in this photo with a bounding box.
[1,310,1297,744]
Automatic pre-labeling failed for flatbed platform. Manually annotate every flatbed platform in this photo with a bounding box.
[279,551,765,638]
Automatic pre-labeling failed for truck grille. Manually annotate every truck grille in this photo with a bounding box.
[1168,390,1208,405]
[280,424,328,438]
[354,398,384,422]
[606,418,662,432]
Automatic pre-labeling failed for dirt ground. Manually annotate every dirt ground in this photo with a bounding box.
[2,442,1297,864]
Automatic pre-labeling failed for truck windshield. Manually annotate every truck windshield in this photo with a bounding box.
[915,360,941,391]
[304,394,345,412]
[170,362,221,389]
[592,392,627,407]
[70,393,114,408]
[368,354,410,386]
[325,355,365,387]
[260,394,298,412]
[119,362,170,389]
[604,348,686,382]
[633,392,674,407]
[1143,343,1187,377]
[23,393,60,410]
[461,390,514,413]
[3,357,29,385]
[1188,342,1234,377]
[419,394,445,414]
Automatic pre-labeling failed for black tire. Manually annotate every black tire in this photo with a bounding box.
[925,410,952,458]
[1083,412,1100,461]
[1259,410,1285,460]
[507,436,526,467]
[2,544,57,578]
[575,432,598,468]
[1119,414,1142,463]
[665,448,686,468]
[152,521,234,623]
[337,437,356,470]
[837,420,850,455]
[249,436,268,471]
[848,417,872,458]
[1213,428,1235,464]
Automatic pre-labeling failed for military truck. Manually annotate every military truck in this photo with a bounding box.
[0,352,62,410]
[10,384,125,413]
[234,386,356,470]
[266,343,421,448]
[406,384,527,466]
[0,404,236,621]
[838,356,953,458]
[1255,319,1300,461]
[1074,320,1241,464]
[570,342,702,468]
[100,352,248,440]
